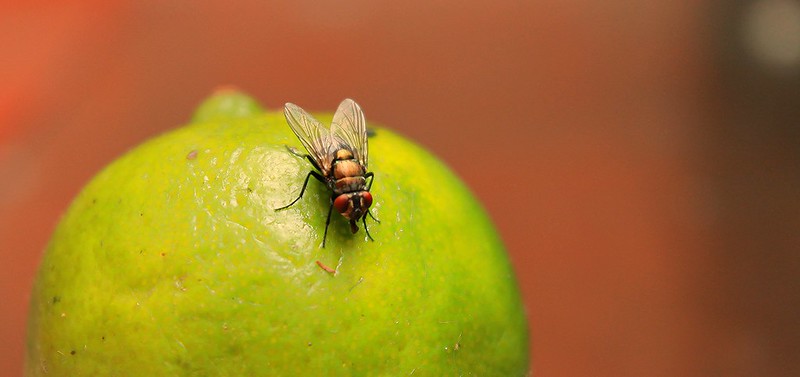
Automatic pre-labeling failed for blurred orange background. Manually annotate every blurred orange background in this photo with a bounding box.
[2,1,799,376]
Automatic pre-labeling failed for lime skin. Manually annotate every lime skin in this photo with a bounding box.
[25,90,529,376]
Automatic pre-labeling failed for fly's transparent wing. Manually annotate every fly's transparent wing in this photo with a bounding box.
[330,98,368,168]
[284,103,335,174]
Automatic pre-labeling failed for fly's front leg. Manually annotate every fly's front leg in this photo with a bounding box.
[275,170,325,211]
[366,209,380,223]
[362,215,375,242]
[363,172,380,223]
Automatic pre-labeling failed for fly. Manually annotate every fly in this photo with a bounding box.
[276,99,379,247]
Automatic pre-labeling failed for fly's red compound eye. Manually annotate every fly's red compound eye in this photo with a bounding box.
[361,192,373,209]
[333,195,350,214]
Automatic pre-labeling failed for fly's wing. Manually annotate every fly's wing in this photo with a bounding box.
[284,103,335,175]
[330,98,368,168]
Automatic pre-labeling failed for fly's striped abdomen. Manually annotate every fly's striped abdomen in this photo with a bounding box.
[334,176,366,193]
[331,155,366,194]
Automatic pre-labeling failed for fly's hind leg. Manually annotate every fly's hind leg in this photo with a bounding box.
[285,145,305,157]
[285,145,324,172]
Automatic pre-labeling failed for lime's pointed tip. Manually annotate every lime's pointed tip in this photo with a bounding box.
[191,86,264,123]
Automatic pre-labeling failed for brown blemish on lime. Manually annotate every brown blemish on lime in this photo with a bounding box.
[315,261,336,274]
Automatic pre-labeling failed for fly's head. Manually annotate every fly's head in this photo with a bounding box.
[333,191,373,233]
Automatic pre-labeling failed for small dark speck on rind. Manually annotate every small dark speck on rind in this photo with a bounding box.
[186,150,198,160]
[52,296,61,304]
[91,198,97,205]
[161,252,166,257]
[139,212,144,217]
[70,350,76,355]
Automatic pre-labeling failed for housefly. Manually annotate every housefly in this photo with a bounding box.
[276,99,378,247]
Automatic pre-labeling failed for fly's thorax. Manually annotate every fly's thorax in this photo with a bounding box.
[332,158,364,180]
[334,149,353,161]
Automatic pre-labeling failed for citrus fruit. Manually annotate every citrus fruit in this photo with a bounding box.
[25,90,529,376]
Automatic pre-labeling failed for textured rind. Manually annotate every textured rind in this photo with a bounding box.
[26,92,529,376]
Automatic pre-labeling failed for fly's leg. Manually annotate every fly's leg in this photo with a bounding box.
[285,145,305,157]
[275,170,325,211]
[361,171,377,241]
[363,172,381,223]
[365,172,375,190]
[280,146,335,248]
[367,209,380,223]
[322,201,334,248]
[363,215,375,242]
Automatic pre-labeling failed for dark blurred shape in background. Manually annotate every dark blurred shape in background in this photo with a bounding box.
[708,0,800,375]
[1,1,798,376]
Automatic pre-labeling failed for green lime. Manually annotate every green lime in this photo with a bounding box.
[25,90,529,376]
